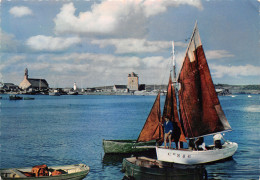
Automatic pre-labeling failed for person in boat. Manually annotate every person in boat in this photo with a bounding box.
[163,117,173,149]
[213,133,225,149]
[188,138,196,150]
[172,122,181,149]
[195,137,207,151]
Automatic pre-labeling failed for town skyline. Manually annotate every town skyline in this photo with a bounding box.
[1,0,259,88]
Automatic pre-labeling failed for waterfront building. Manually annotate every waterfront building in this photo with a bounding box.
[113,85,128,92]
[0,83,19,92]
[19,68,49,90]
[127,72,139,91]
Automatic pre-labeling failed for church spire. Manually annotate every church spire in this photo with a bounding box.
[25,68,28,79]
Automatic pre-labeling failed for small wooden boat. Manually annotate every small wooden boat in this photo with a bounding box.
[122,156,207,180]
[0,164,89,180]
[102,139,156,154]
[24,97,35,100]
[9,95,23,100]
[49,92,60,96]
[68,91,78,95]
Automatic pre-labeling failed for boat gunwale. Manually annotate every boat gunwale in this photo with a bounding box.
[103,139,156,143]
[0,164,90,180]
[156,142,238,154]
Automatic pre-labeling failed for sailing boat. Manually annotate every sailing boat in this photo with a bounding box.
[138,22,238,164]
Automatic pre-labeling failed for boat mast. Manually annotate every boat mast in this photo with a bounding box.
[172,41,176,83]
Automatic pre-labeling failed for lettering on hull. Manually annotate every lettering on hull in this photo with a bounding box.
[166,152,191,158]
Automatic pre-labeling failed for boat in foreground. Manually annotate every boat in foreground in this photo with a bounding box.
[102,139,155,154]
[122,156,207,180]
[0,164,89,180]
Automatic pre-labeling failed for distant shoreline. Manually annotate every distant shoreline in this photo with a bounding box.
[0,84,259,96]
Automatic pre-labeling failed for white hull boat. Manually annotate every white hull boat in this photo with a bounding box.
[156,142,238,164]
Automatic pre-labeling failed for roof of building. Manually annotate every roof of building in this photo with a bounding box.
[114,85,127,89]
[128,72,138,77]
[28,78,48,87]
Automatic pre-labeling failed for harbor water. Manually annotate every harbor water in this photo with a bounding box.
[0,94,259,179]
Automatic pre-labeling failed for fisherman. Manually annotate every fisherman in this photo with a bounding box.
[188,138,196,150]
[195,137,207,150]
[163,117,173,149]
[213,133,225,149]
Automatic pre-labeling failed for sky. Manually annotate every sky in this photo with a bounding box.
[0,0,259,88]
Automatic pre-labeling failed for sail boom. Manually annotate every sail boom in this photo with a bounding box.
[188,129,233,139]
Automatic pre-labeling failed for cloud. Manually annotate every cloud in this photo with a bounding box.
[54,2,146,37]
[50,52,141,68]
[142,56,166,68]
[0,30,21,52]
[91,39,188,54]
[26,35,81,51]
[46,52,172,86]
[54,1,202,37]
[143,0,203,17]
[211,64,260,78]
[46,52,170,73]
[0,55,26,76]
[206,50,235,60]
[50,63,90,73]
[9,6,33,17]
[91,39,170,54]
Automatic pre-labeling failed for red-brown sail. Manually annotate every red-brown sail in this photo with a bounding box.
[162,75,187,142]
[137,92,163,142]
[178,23,231,138]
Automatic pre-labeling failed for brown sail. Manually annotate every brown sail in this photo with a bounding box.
[162,75,187,142]
[137,92,163,142]
[178,23,231,138]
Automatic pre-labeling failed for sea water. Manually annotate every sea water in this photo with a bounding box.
[0,94,259,179]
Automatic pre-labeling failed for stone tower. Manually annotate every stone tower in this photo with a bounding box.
[127,72,139,91]
[24,68,28,79]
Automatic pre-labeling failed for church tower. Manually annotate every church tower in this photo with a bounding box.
[24,68,28,79]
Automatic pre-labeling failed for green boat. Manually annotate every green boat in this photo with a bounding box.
[0,164,89,180]
[102,139,156,154]
[122,156,207,180]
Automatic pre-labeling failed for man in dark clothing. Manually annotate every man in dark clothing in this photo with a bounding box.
[163,117,173,148]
